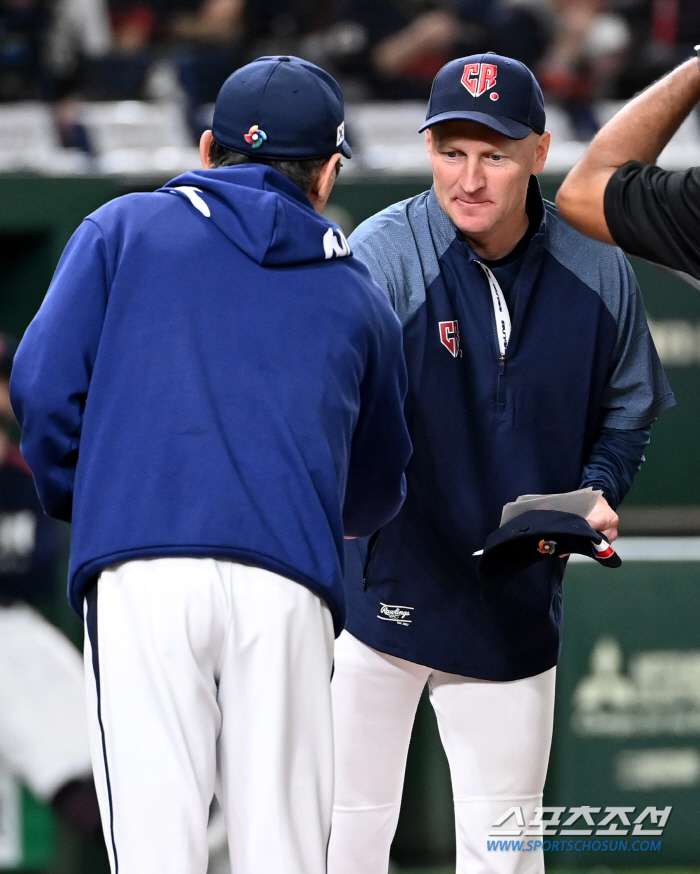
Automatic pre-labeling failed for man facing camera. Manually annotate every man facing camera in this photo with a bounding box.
[328,53,674,874]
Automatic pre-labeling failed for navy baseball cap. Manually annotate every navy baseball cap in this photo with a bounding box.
[419,53,545,140]
[478,510,621,603]
[212,56,352,161]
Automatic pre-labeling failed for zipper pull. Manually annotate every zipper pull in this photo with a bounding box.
[498,353,506,374]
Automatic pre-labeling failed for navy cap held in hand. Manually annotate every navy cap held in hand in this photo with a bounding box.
[419,52,545,140]
[212,56,352,161]
[478,509,621,604]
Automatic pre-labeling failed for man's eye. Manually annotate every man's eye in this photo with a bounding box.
[444,151,458,158]
[490,154,504,162]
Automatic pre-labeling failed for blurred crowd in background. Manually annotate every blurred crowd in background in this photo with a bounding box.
[2,0,700,146]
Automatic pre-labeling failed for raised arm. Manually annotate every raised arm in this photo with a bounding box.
[556,55,700,243]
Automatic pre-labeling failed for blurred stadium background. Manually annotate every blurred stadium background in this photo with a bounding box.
[2,0,700,871]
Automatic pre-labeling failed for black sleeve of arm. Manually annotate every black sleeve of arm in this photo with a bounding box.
[604,162,700,282]
[579,424,652,510]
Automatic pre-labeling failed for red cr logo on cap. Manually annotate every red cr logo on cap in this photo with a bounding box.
[461,63,498,98]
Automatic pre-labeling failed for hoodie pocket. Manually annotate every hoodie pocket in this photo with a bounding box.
[362,530,381,590]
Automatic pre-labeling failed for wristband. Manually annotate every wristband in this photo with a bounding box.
[695,45,700,71]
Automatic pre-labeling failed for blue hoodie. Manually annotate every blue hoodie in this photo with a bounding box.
[10,164,411,633]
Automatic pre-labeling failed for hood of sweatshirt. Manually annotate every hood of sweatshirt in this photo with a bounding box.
[159,164,351,268]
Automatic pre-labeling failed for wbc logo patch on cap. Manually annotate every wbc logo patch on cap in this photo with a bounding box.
[461,63,498,100]
[537,539,557,555]
[244,125,267,148]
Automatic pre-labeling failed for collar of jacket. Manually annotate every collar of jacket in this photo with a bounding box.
[426,175,546,264]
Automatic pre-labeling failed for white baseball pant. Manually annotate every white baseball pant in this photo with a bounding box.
[83,557,334,874]
[328,631,556,874]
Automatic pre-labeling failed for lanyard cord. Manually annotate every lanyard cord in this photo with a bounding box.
[476,261,511,358]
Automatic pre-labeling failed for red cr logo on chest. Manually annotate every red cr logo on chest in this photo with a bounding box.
[461,63,498,98]
[439,320,460,357]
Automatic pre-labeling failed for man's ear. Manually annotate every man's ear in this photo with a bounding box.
[308,153,342,214]
[533,131,551,175]
[200,130,215,169]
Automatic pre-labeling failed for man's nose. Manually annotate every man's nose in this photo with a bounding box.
[460,159,486,193]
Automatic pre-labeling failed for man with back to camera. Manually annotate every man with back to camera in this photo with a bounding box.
[556,47,700,288]
[327,53,675,874]
[10,56,412,874]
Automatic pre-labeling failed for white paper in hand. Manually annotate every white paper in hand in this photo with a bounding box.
[499,487,603,527]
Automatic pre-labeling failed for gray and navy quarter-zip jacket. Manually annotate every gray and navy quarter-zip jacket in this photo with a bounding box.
[345,178,674,681]
[11,165,412,635]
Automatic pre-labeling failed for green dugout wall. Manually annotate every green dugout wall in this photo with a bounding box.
[0,767,53,870]
[3,174,700,870]
[545,543,700,868]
